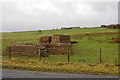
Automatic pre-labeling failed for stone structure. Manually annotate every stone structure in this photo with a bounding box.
[40,34,72,55]
[5,43,39,57]
[5,34,72,57]
[40,36,51,43]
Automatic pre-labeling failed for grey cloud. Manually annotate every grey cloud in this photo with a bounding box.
[1,1,118,32]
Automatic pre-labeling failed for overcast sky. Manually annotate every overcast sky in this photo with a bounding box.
[1,0,119,32]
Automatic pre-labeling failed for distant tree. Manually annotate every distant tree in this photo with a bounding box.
[38,30,42,33]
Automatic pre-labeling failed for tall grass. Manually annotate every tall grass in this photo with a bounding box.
[2,58,119,75]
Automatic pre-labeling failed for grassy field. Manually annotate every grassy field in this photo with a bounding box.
[1,27,119,75]
[2,28,119,63]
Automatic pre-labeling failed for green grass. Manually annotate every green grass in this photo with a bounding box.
[2,28,119,64]
[2,28,118,39]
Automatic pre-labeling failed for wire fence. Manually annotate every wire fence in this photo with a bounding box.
[7,44,118,64]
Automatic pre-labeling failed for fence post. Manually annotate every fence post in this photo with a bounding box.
[39,44,41,61]
[9,46,11,59]
[67,52,70,62]
[99,48,102,63]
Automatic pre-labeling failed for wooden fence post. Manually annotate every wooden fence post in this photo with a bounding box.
[67,52,70,62]
[9,46,11,59]
[39,44,41,61]
[99,48,102,63]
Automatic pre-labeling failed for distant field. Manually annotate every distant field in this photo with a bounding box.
[2,28,119,64]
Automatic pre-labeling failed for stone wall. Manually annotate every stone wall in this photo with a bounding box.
[51,34,70,44]
[5,34,72,57]
[40,36,51,43]
[40,34,72,55]
[41,43,72,55]
[6,43,39,57]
